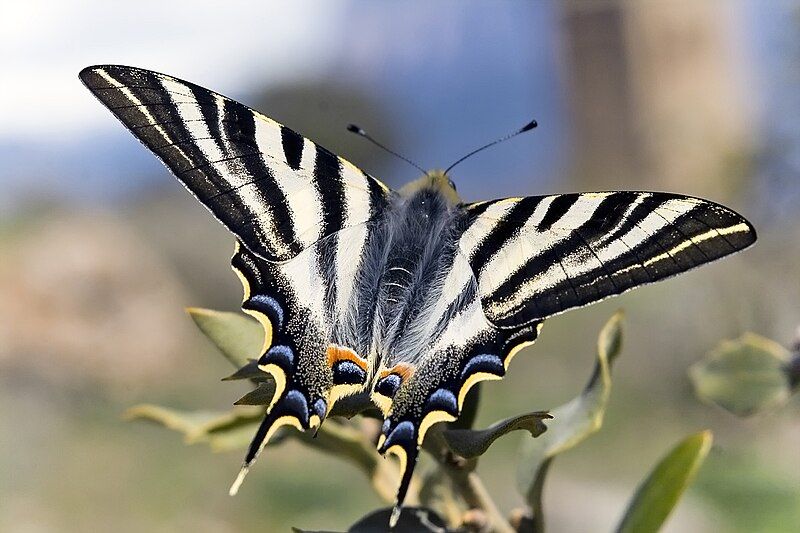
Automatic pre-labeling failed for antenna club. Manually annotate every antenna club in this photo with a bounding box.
[520,119,538,133]
[346,123,366,136]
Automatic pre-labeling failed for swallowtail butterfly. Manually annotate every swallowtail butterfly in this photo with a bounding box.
[80,65,756,526]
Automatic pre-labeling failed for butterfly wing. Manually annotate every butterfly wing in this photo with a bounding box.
[376,191,755,523]
[79,65,391,263]
[460,191,756,328]
[80,65,392,490]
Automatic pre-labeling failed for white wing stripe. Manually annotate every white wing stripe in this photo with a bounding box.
[459,199,517,258]
[95,69,194,167]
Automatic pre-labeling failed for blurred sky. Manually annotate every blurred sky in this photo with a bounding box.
[2,1,798,216]
[1,1,568,213]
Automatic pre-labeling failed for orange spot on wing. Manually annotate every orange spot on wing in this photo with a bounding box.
[379,362,416,382]
[326,344,367,370]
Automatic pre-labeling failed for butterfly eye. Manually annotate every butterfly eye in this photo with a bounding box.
[448,178,457,191]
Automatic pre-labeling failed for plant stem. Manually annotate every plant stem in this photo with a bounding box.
[426,429,515,533]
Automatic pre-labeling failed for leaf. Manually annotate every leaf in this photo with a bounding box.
[616,430,713,533]
[234,382,277,406]
[222,359,272,382]
[187,307,264,368]
[689,332,792,416]
[517,310,624,527]
[204,423,264,452]
[124,404,266,451]
[442,411,551,459]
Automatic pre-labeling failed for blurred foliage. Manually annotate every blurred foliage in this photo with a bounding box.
[125,309,729,532]
[693,452,800,533]
[689,332,799,416]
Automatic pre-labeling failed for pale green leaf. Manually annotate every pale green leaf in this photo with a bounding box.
[690,332,792,416]
[234,382,277,406]
[187,307,264,368]
[124,403,264,449]
[616,430,713,533]
[442,411,551,459]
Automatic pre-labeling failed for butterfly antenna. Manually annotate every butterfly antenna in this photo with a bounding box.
[347,124,427,174]
[444,118,538,175]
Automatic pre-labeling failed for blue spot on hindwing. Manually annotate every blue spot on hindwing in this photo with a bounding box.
[380,420,416,454]
[281,389,310,426]
[332,360,366,385]
[249,294,285,328]
[460,353,504,380]
[313,398,328,419]
[426,388,458,415]
[375,373,402,398]
[259,344,294,368]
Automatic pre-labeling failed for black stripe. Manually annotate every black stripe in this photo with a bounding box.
[365,171,389,218]
[462,201,493,219]
[314,148,347,237]
[537,194,580,231]
[586,192,640,232]
[313,148,346,329]
[314,233,340,331]
[145,79,214,175]
[220,100,300,258]
[188,83,222,136]
[281,126,305,171]
[468,197,543,270]
[594,194,666,247]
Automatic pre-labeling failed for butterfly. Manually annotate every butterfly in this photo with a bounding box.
[80,65,756,526]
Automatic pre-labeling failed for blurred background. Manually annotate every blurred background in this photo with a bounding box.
[1,1,799,531]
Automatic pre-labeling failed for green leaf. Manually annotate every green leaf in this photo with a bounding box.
[689,332,792,416]
[187,307,264,368]
[517,310,624,527]
[234,382,277,406]
[442,411,551,459]
[124,404,265,452]
[222,359,271,382]
[616,430,713,533]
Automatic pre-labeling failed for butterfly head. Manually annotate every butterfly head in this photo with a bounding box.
[399,169,461,205]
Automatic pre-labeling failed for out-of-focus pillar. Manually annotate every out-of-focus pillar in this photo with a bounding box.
[561,0,753,200]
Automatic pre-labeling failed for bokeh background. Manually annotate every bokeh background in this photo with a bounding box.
[2,1,799,531]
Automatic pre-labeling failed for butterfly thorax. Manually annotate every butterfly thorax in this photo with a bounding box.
[358,174,466,376]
